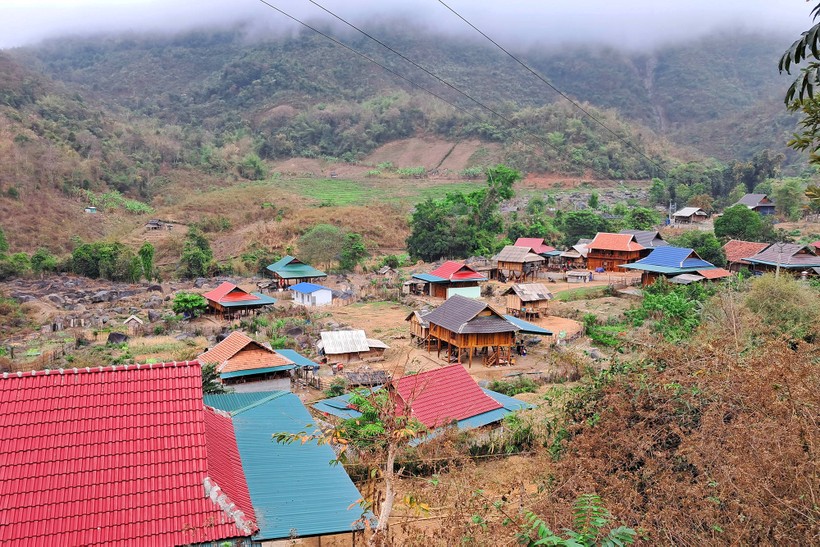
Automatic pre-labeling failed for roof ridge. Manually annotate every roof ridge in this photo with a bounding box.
[0,360,201,380]
[203,476,258,535]
[228,391,291,416]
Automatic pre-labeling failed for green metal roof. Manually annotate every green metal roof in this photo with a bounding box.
[204,391,289,413]
[219,292,278,308]
[205,392,365,540]
[266,256,327,279]
[219,365,296,380]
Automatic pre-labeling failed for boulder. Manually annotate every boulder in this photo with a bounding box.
[146,284,163,292]
[45,294,65,306]
[194,278,208,288]
[107,332,129,344]
[91,290,113,303]
[147,310,162,322]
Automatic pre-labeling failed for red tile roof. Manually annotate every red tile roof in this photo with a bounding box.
[0,362,256,546]
[722,240,770,265]
[392,365,502,428]
[698,268,733,280]
[514,238,556,254]
[203,282,260,304]
[429,261,484,281]
[198,331,293,374]
[588,233,645,252]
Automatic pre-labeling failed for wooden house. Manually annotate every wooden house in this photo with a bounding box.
[198,330,296,391]
[289,282,333,307]
[734,193,776,215]
[317,330,389,365]
[743,243,820,276]
[266,255,327,289]
[423,294,518,367]
[621,246,719,286]
[495,245,545,282]
[586,233,645,272]
[411,261,486,299]
[503,283,552,319]
[672,207,708,224]
[722,240,770,272]
[202,282,277,318]
[405,310,431,345]
[560,238,591,269]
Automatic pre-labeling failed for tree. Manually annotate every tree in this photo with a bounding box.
[772,178,806,220]
[31,248,57,275]
[138,242,155,281]
[587,192,599,210]
[274,388,425,547]
[557,210,611,247]
[339,232,368,271]
[171,292,208,318]
[622,207,660,231]
[0,227,8,257]
[669,231,726,267]
[180,228,213,279]
[201,362,228,394]
[298,224,345,269]
[714,204,764,241]
[780,3,820,163]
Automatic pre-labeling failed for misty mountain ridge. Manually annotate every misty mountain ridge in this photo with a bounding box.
[11,23,800,166]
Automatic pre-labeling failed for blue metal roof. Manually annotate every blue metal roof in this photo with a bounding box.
[411,273,446,283]
[621,246,715,274]
[290,282,330,294]
[312,392,362,420]
[219,364,296,380]
[275,349,319,368]
[503,315,553,335]
[205,392,366,540]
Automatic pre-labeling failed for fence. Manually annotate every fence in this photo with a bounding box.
[4,342,75,373]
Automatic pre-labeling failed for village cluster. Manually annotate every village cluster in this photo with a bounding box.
[2,189,820,546]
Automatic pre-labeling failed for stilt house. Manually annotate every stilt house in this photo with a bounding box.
[266,256,327,288]
[586,233,645,272]
[495,245,545,282]
[503,283,553,318]
[202,282,277,318]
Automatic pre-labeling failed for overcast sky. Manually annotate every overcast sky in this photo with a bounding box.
[0,0,813,51]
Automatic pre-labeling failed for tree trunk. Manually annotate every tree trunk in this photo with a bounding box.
[369,441,397,547]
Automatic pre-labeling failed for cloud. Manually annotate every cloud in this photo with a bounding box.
[0,0,811,51]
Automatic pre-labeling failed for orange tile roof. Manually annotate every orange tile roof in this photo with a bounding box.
[722,240,770,265]
[588,233,645,252]
[198,331,293,374]
[698,268,732,280]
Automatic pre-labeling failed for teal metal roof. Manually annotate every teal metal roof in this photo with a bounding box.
[219,292,278,308]
[219,364,296,380]
[266,256,327,279]
[411,273,446,283]
[204,392,289,413]
[206,392,365,541]
[275,349,319,368]
[502,315,553,335]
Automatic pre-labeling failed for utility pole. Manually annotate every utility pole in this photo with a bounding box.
[775,242,785,279]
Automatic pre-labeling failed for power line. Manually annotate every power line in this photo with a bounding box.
[252,0,565,158]
[436,0,667,177]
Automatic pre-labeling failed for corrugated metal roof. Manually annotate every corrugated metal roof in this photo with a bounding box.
[735,193,771,208]
[411,273,446,283]
[698,268,732,280]
[206,392,366,540]
[266,256,327,279]
[275,349,319,368]
[393,365,502,428]
[514,237,556,254]
[0,362,255,546]
[219,293,277,308]
[673,207,707,218]
[320,330,371,354]
[619,230,668,248]
[502,315,553,335]
[290,282,331,294]
[669,274,706,284]
[424,294,517,334]
[496,245,545,263]
[624,246,714,272]
[204,392,289,413]
[588,233,645,252]
[220,365,296,380]
[744,243,820,267]
[504,283,553,302]
[428,261,486,281]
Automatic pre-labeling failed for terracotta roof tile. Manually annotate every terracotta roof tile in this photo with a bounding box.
[198,331,293,374]
[722,240,770,265]
[0,362,256,546]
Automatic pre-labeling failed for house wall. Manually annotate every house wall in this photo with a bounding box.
[446,286,481,299]
[505,294,548,314]
[587,250,641,272]
[431,281,479,299]
[293,289,332,307]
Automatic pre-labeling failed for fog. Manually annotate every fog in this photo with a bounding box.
[0,0,811,51]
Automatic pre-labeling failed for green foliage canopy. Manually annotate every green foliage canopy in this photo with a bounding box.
[668,231,727,267]
[171,292,208,317]
[714,204,765,241]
